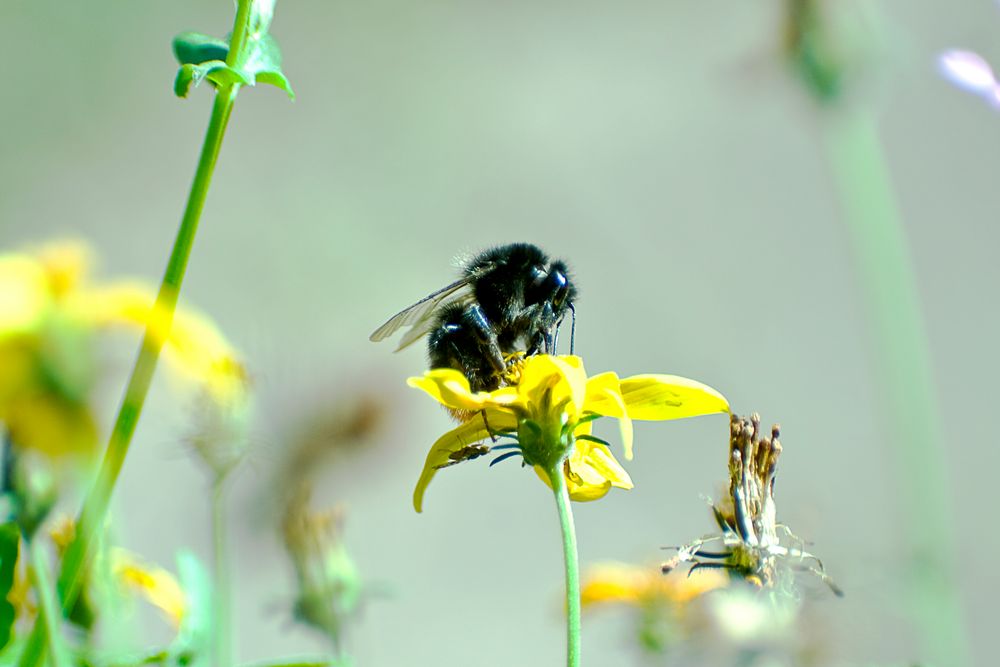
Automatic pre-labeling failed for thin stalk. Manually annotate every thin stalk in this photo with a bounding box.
[22,539,71,667]
[226,0,253,70]
[212,475,233,667]
[547,465,581,667]
[18,70,243,667]
[820,107,971,667]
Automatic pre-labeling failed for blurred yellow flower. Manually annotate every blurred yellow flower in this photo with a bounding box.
[408,354,729,511]
[581,561,728,654]
[581,561,726,609]
[45,517,186,628]
[80,283,249,403]
[112,550,187,628]
[0,241,248,458]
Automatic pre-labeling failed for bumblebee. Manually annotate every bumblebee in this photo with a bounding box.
[370,243,577,392]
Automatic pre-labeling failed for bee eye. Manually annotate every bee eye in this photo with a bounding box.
[550,271,568,307]
[531,266,547,287]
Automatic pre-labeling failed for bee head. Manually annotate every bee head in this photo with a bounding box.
[539,261,575,312]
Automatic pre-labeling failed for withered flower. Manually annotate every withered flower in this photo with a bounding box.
[663,414,842,597]
[281,483,363,653]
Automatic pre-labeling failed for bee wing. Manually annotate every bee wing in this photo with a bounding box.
[369,278,473,350]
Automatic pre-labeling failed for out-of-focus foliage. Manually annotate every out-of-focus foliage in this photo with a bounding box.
[0,242,248,460]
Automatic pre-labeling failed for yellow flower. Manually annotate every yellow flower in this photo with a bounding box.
[408,354,729,511]
[581,561,728,654]
[77,283,249,404]
[46,517,186,628]
[581,561,726,609]
[0,241,248,458]
[112,550,187,627]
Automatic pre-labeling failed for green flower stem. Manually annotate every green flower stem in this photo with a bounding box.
[547,464,581,667]
[821,107,971,667]
[213,475,233,667]
[17,1,255,657]
[23,539,71,667]
[226,0,253,69]
[55,81,238,609]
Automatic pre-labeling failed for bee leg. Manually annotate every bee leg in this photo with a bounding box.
[527,301,562,355]
[463,305,505,371]
[567,303,576,355]
[540,302,558,353]
[429,304,505,391]
[480,410,498,443]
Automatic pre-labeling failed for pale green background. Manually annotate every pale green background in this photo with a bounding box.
[1,1,997,665]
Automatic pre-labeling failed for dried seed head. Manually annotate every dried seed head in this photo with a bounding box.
[665,413,841,597]
[281,483,363,650]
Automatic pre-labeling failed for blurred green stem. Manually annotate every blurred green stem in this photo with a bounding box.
[55,80,238,616]
[213,474,233,667]
[23,539,70,667]
[17,3,256,663]
[547,464,581,667]
[821,107,970,667]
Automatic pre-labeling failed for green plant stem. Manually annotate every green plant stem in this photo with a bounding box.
[226,0,253,69]
[23,539,71,667]
[547,465,581,667]
[213,474,233,667]
[17,79,242,667]
[821,107,971,667]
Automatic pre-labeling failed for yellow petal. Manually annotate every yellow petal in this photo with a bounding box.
[581,563,645,607]
[407,370,518,412]
[36,241,92,298]
[517,355,587,419]
[576,441,634,490]
[533,421,634,502]
[72,284,248,403]
[582,561,728,610]
[0,256,50,338]
[582,372,621,414]
[583,372,635,459]
[538,449,631,503]
[112,549,186,628]
[562,472,612,501]
[2,394,98,458]
[619,375,729,421]
[413,409,517,513]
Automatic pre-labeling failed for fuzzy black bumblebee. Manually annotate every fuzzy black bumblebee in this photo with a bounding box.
[370,243,577,392]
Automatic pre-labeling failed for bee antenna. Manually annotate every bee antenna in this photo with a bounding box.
[568,302,576,355]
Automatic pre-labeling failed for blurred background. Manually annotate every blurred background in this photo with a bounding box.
[1,0,997,665]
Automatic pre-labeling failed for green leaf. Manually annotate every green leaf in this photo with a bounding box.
[248,0,276,39]
[173,31,230,66]
[0,523,18,650]
[255,71,294,99]
[174,61,252,98]
[167,551,212,666]
[170,7,293,100]
[243,34,295,99]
